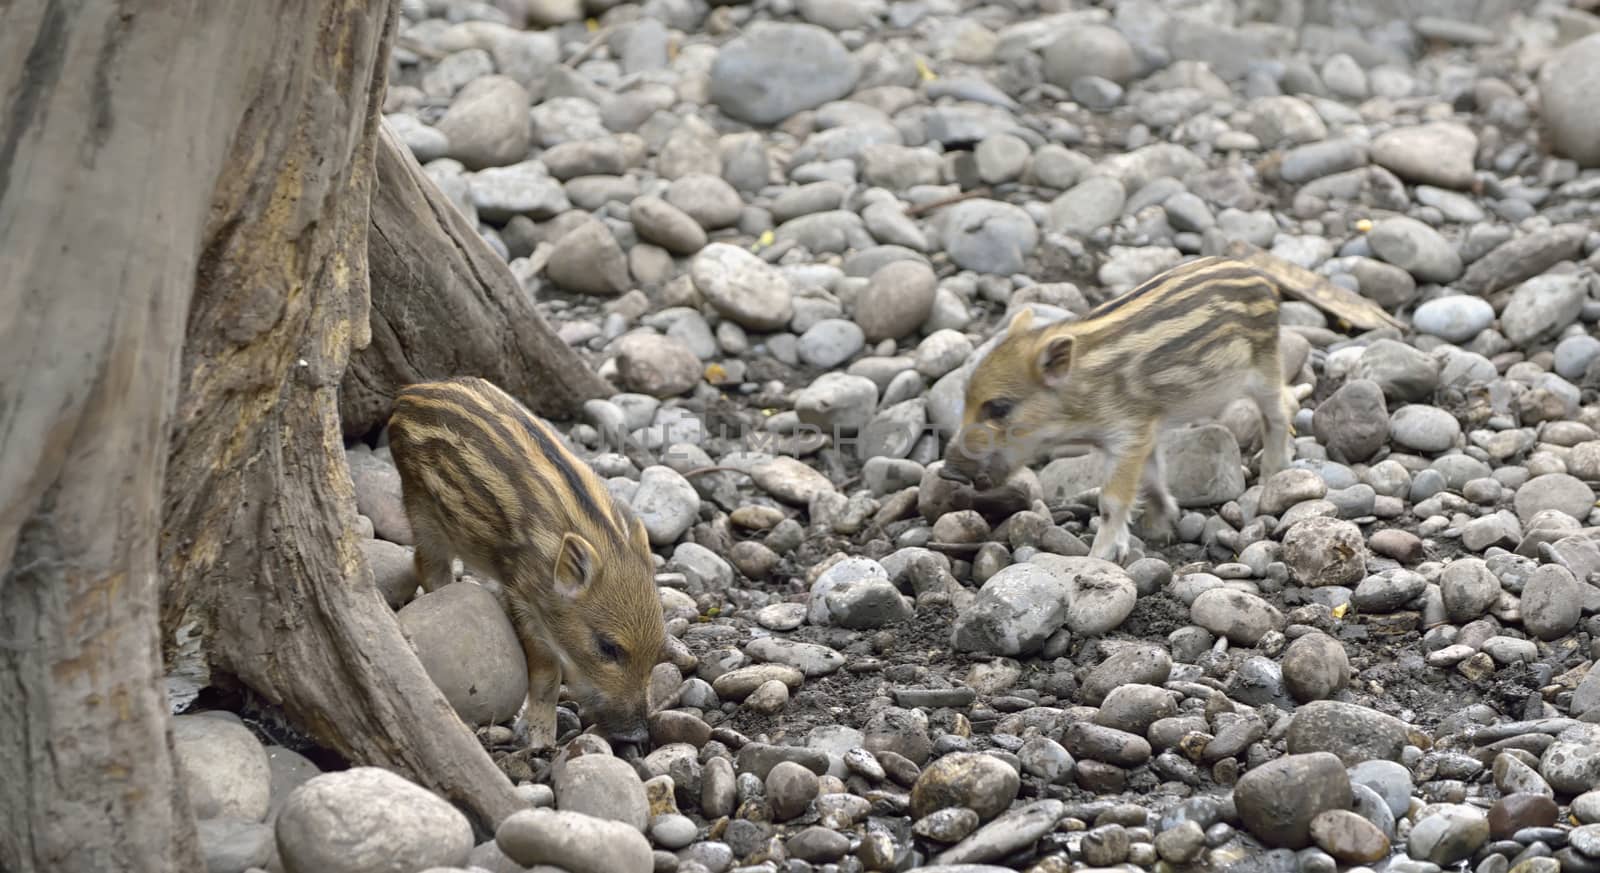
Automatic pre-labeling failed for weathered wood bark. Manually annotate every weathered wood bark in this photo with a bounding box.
[0,1,286,868]
[157,0,521,835]
[340,123,612,439]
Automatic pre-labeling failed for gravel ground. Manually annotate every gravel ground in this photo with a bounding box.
[171,1,1600,872]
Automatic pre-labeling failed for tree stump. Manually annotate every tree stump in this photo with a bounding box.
[158,0,522,836]
[3,1,535,868]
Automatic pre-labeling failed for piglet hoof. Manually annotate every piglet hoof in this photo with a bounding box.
[1088,534,1130,566]
[512,713,556,754]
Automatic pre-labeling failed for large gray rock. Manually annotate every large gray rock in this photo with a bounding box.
[937,200,1039,275]
[398,581,529,726]
[1285,701,1411,765]
[690,243,795,332]
[856,260,937,342]
[1370,123,1477,189]
[1281,517,1369,587]
[197,819,275,873]
[554,754,650,831]
[275,768,474,873]
[1037,555,1137,636]
[1367,216,1461,283]
[631,465,701,546]
[1161,424,1246,507]
[172,714,273,822]
[794,372,880,434]
[950,563,1068,656]
[615,332,702,398]
[1312,379,1388,463]
[265,745,322,824]
[1041,25,1138,87]
[1500,274,1589,347]
[497,808,654,873]
[1234,753,1353,849]
[709,23,861,125]
[547,217,631,297]
[1538,32,1600,167]
[435,75,531,170]
[1521,564,1583,641]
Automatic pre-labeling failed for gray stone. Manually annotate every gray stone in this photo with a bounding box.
[1048,176,1127,235]
[794,372,879,434]
[276,768,473,873]
[1513,473,1596,523]
[436,76,531,170]
[1233,752,1352,849]
[1406,806,1489,866]
[469,161,571,223]
[1042,26,1138,87]
[1501,274,1589,347]
[937,200,1039,275]
[1280,139,1368,184]
[1412,295,1494,343]
[1190,587,1283,645]
[1368,217,1462,283]
[198,818,274,873]
[547,216,631,297]
[1282,632,1350,702]
[936,800,1067,865]
[910,752,1020,822]
[1281,517,1368,587]
[397,582,528,727]
[554,754,649,831]
[1370,123,1477,189]
[172,714,272,822]
[496,808,653,873]
[1440,558,1500,623]
[950,562,1068,656]
[1038,554,1137,636]
[631,466,700,546]
[691,243,795,332]
[1248,96,1328,146]
[857,260,937,342]
[1388,405,1460,453]
[615,332,701,398]
[824,576,913,629]
[629,196,707,255]
[1161,424,1247,507]
[666,174,743,230]
[1350,339,1440,403]
[1522,564,1583,641]
[1538,32,1600,167]
[798,315,868,369]
[1312,379,1389,463]
[1285,701,1410,765]
[709,23,860,125]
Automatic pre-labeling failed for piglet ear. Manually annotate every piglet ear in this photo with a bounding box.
[1036,332,1075,388]
[1007,307,1035,335]
[554,533,597,600]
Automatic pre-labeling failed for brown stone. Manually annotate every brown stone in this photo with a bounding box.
[1488,793,1559,840]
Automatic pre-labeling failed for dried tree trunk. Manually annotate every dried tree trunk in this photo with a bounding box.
[157,0,522,834]
[0,1,285,868]
[339,123,612,439]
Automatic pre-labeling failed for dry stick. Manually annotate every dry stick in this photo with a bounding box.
[925,541,985,553]
[905,187,993,218]
[395,37,445,60]
[681,466,755,479]
[564,26,617,69]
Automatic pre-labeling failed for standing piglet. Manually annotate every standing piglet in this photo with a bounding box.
[942,256,1298,562]
[387,376,666,748]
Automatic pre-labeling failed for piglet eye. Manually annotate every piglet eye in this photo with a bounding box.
[981,398,1015,421]
[595,634,625,662]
